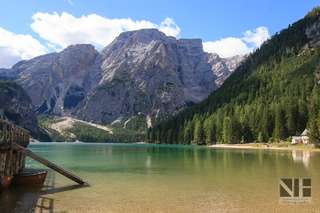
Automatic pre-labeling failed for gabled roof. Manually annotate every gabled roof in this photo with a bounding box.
[301,129,309,136]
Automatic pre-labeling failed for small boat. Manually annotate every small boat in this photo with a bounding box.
[11,171,47,185]
[3,174,13,188]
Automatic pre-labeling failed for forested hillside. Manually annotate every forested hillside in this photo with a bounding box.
[146,7,320,145]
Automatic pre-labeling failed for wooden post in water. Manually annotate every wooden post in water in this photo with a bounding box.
[4,149,11,176]
[11,151,16,175]
[14,151,20,174]
[5,124,12,176]
[0,122,7,189]
[0,152,6,189]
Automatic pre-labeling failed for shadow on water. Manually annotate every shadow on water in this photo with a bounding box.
[0,169,87,213]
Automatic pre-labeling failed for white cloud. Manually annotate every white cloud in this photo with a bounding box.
[203,26,270,58]
[0,13,181,68]
[242,27,270,48]
[203,38,252,58]
[30,12,180,50]
[159,18,181,37]
[0,27,46,68]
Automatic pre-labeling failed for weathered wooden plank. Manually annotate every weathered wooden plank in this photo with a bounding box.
[15,151,20,174]
[3,123,7,148]
[4,149,12,176]
[11,152,16,174]
[12,143,85,185]
[0,152,6,190]
[20,153,26,170]
[5,124,13,176]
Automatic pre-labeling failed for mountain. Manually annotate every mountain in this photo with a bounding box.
[0,29,246,128]
[146,7,320,145]
[0,81,39,136]
[2,44,99,116]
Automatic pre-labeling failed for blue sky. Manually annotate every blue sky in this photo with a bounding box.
[0,0,318,68]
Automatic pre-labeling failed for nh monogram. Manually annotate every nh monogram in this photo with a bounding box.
[279,178,311,204]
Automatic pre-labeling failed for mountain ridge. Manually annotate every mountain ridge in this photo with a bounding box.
[0,29,247,128]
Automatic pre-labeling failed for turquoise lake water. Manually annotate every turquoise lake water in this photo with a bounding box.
[1,143,320,212]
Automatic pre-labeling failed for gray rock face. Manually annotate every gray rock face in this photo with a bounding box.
[222,54,250,73]
[0,29,247,125]
[306,17,320,38]
[0,81,38,135]
[8,44,98,115]
[306,17,320,47]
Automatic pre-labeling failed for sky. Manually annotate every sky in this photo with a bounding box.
[0,0,318,68]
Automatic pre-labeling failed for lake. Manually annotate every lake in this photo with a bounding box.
[1,143,319,212]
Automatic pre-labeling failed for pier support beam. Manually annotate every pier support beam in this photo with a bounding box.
[19,152,26,171]
[0,152,6,189]
[4,149,12,176]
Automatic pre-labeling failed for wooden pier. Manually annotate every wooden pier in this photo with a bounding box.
[0,119,85,190]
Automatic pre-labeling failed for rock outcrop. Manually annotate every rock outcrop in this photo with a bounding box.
[306,17,320,47]
[0,81,38,135]
[0,29,247,126]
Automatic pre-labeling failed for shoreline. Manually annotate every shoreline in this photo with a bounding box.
[207,143,320,152]
[29,141,319,152]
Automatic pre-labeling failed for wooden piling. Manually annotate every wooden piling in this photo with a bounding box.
[0,152,6,189]
[4,149,12,176]
[5,123,13,176]
[14,151,20,174]
[20,153,26,170]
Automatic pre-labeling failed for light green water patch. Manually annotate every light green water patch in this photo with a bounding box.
[1,143,319,212]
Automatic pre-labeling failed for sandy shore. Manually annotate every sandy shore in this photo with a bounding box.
[207,143,320,152]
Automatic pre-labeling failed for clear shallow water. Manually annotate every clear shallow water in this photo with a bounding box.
[1,143,320,212]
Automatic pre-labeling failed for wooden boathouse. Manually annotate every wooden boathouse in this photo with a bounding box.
[0,118,85,190]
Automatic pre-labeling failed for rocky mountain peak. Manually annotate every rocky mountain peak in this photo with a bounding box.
[118,28,168,43]
[0,29,247,126]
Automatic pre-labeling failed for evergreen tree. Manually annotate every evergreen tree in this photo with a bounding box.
[229,115,242,143]
[241,114,253,143]
[298,85,308,133]
[274,103,286,141]
[260,106,270,141]
[223,116,231,143]
[184,121,193,144]
[167,129,173,144]
[286,93,297,136]
[258,131,263,142]
[194,120,204,144]
[208,119,216,144]
[308,92,320,145]
[156,130,160,143]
